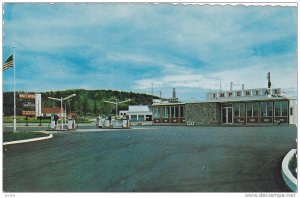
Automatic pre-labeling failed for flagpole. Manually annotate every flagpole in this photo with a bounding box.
[13,46,16,132]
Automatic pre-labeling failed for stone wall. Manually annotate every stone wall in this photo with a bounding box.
[185,102,221,125]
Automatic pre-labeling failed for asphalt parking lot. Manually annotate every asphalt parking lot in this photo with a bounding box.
[3,125,297,192]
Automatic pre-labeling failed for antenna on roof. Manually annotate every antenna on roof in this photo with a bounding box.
[172,88,176,99]
[267,72,271,89]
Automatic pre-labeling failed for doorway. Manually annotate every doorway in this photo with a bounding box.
[222,105,233,124]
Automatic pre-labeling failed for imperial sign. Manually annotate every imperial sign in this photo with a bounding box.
[208,88,282,99]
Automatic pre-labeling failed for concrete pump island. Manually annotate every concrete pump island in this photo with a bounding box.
[3,74,297,192]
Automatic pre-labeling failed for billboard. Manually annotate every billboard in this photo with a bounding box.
[19,93,41,116]
[19,93,36,100]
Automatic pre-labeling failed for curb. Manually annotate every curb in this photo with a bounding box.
[3,131,53,146]
[281,149,297,192]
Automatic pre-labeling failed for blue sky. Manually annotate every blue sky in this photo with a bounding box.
[2,3,297,101]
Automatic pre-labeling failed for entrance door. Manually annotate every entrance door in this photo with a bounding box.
[222,107,233,124]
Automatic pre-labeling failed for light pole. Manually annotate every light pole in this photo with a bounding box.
[48,94,76,129]
[104,99,131,117]
[64,99,72,124]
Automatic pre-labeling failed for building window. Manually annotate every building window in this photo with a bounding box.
[162,107,169,118]
[246,102,259,117]
[233,103,245,118]
[131,115,137,121]
[180,105,184,118]
[274,101,289,117]
[282,102,288,116]
[267,102,273,117]
[175,106,179,118]
[171,106,175,118]
[290,108,293,116]
[138,115,144,121]
[260,102,273,117]
[153,107,160,119]
[274,102,280,116]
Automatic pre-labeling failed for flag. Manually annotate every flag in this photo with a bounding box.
[3,55,13,71]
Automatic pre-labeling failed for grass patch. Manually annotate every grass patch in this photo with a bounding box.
[3,131,49,142]
[289,153,297,178]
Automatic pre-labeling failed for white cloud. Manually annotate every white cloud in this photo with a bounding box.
[3,4,297,100]
[134,53,297,97]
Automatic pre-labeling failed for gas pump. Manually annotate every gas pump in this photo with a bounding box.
[122,113,130,128]
[104,116,111,128]
[50,114,59,129]
[67,115,77,130]
[96,116,105,128]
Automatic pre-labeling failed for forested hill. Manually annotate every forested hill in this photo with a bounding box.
[3,89,159,116]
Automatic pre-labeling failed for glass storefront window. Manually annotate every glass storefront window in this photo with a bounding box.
[274,102,281,116]
[247,103,252,117]
[240,103,245,117]
[274,101,288,117]
[175,106,179,117]
[233,103,245,118]
[247,102,259,117]
[180,106,184,117]
[260,102,267,117]
[234,103,240,117]
[260,102,272,117]
[153,107,160,119]
[171,106,175,118]
[253,103,259,117]
[267,102,273,117]
[282,101,288,116]
[162,107,169,118]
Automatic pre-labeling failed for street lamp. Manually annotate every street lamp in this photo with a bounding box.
[65,99,72,116]
[48,94,76,129]
[104,99,131,117]
[64,99,73,125]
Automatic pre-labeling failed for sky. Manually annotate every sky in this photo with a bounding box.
[2,3,297,101]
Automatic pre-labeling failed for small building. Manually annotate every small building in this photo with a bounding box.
[119,105,152,122]
[41,107,64,117]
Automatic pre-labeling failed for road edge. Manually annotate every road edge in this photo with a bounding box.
[3,131,53,145]
[281,149,297,192]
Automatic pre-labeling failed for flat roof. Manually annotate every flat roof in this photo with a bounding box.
[152,96,296,106]
[152,102,186,106]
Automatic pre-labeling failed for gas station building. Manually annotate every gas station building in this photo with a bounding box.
[152,87,297,126]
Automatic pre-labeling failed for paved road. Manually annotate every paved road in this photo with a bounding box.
[3,126,297,192]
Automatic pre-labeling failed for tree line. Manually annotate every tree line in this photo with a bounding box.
[3,89,159,117]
